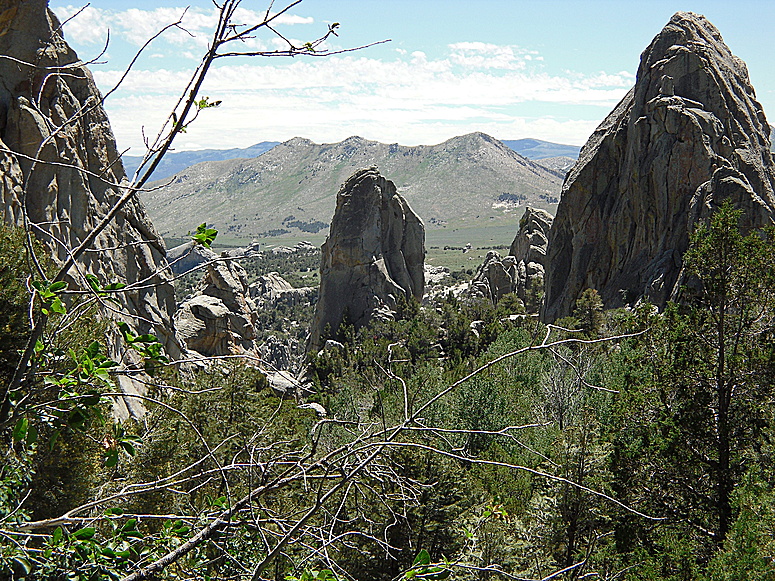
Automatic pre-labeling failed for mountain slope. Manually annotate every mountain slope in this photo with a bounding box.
[123,141,280,182]
[140,132,562,239]
[124,137,579,184]
[502,138,581,159]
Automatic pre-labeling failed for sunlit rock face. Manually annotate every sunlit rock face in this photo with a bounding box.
[309,167,425,352]
[510,207,553,307]
[0,0,182,417]
[468,207,552,312]
[542,12,775,321]
[175,260,259,358]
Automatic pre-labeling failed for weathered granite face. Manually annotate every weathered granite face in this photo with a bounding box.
[249,272,317,309]
[467,207,552,312]
[470,251,518,305]
[0,0,180,416]
[542,12,775,321]
[167,241,219,276]
[309,167,425,352]
[175,259,259,358]
[510,207,553,307]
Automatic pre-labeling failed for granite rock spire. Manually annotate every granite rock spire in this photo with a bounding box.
[542,12,775,321]
[309,167,425,352]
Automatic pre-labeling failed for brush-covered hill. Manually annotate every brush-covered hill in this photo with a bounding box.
[123,141,280,182]
[139,132,563,239]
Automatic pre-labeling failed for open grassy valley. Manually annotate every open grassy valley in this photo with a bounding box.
[140,132,564,243]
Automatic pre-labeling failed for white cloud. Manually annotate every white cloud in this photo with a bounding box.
[53,5,109,46]
[53,4,314,50]
[447,41,537,70]
[91,40,632,151]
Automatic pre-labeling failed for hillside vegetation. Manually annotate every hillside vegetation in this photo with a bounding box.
[140,133,562,240]
[4,203,775,579]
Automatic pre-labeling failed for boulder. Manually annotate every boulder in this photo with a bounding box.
[167,241,218,275]
[249,272,317,308]
[175,260,259,357]
[542,12,775,321]
[0,0,180,417]
[424,264,451,286]
[309,167,425,351]
[250,272,294,298]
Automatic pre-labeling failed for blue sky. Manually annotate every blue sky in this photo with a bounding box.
[50,0,775,152]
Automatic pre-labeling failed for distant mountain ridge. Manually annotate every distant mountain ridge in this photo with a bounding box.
[124,137,581,182]
[123,141,281,182]
[140,132,564,239]
[502,138,582,159]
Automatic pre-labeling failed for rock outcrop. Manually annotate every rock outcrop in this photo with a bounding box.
[249,272,317,309]
[0,0,179,416]
[470,252,518,305]
[468,207,552,310]
[510,207,553,306]
[167,241,218,275]
[175,259,258,358]
[309,167,425,351]
[259,335,297,372]
[543,12,775,321]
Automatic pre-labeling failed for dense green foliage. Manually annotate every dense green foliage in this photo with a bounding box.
[3,203,775,579]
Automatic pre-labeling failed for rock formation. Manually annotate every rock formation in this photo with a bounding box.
[175,259,259,358]
[542,12,775,321]
[0,0,179,416]
[470,252,518,305]
[468,207,553,310]
[309,167,425,351]
[167,241,218,275]
[259,335,297,372]
[510,207,553,306]
[249,272,317,309]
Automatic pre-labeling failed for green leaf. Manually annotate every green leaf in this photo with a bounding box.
[86,341,102,360]
[26,423,38,446]
[85,274,101,292]
[191,223,218,248]
[72,527,96,540]
[105,450,118,467]
[413,549,431,567]
[52,526,63,544]
[117,321,134,342]
[12,417,28,443]
[172,523,190,536]
[49,297,66,314]
[119,440,136,456]
[49,281,68,292]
